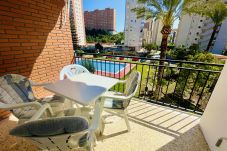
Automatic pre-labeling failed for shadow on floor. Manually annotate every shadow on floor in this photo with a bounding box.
[128,99,200,136]
[156,125,210,151]
[0,117,37,151]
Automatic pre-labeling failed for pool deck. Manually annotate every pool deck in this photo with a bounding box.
[95,63,136,78]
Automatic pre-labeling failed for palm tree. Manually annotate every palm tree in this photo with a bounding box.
[69,0,80,50]
[185,0,227,51]
[132,0,197,99]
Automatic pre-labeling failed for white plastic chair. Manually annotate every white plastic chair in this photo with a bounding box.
[60,64,90,80]
[9,104,95,151]
[0,74,65,123]
[102,71,141,132]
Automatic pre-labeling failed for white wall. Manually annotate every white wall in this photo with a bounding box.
[175,14,192,47]
[74,0,86,46]
[212,19,227,54]
[175,14,204,47]
[200,62,227,151]
[124,0,144,49]
[150,19,162,46]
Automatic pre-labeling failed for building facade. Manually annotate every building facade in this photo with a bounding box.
[175,14,204,48]
[142,19,153,44]
[142,19,163,46]
[84,8,116,32]
[169,29,177,43]
[70,0,86,46]
[150,19,163,46]
[124,0,145,50]
[175,7,227,54]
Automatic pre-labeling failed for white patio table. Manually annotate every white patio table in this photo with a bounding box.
[44,73,119,135]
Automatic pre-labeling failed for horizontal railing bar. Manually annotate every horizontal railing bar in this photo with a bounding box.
[75,53,224,67]
[75,56,222,73]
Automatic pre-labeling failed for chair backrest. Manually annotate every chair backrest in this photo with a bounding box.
[10,116,90,150]
[122,71,141,108]
[124,71,141,97]
[0,74,37,119]
[60,64,90,80]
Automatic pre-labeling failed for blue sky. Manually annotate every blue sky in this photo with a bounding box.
[83,0,179,32]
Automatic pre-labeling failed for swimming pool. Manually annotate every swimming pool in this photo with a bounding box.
[76,59,126,74]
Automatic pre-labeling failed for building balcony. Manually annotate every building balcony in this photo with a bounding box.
[75,55,223,115]
[1,98,207,151]
[0,0,227,150]
[0,54,226,151]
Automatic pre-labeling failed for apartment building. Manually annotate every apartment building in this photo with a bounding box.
[124,0,145,50]
[84,8,116,32]
[142,19,163,46]
[150,19,163,46]
[175,0,227,54]
[142,19,153,44]
[70,0,86,46]
[175,14,204,48]
[169,29,177,43]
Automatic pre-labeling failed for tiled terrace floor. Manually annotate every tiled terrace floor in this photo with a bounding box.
[0,99,209,151]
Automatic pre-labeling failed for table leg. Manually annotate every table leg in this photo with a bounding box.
[90,98,105,136]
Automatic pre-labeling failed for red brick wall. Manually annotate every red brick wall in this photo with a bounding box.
[0,0,74,120]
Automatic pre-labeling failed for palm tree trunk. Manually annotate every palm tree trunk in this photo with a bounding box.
[154,26,171,100]
[206,25,218,52]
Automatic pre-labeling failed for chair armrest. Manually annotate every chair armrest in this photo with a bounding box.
[28,103,54,122]
[30,80,52,86]
[0,101,42,110]
[117,80,126,84]
[101,91,133,101]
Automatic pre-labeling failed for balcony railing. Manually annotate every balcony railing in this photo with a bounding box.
[74,54,224,114]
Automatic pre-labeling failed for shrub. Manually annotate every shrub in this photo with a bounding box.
[81,60,96,73]
[144,43,158,51]
[166,46,201,60]
[167,43,175,50]
[75,50,85,56]
[95,42,103,51]
[222,50,227,56]
[187,52,218,64]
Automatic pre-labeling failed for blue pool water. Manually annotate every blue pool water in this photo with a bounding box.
[76,59,126,74]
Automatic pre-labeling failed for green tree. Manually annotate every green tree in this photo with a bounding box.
[132,0,196,99]
[85,29,124,44]
[185,0,227,51]
[81,60,96,73]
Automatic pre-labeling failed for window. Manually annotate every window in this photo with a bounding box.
[200,20,203,22]
[198,26,201,28]
[195,38,198,40]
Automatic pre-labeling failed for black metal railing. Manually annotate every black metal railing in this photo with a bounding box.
[74,54,224,114]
